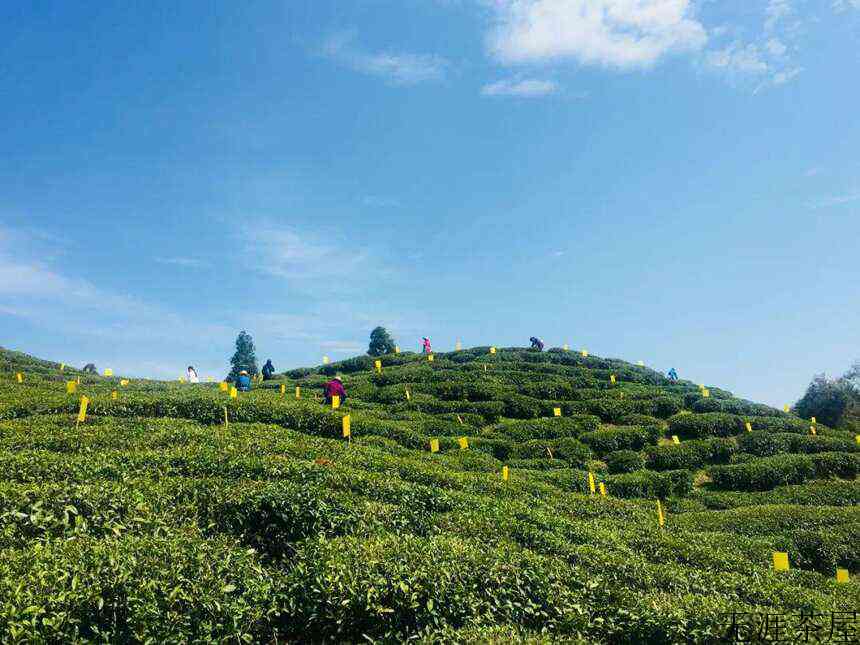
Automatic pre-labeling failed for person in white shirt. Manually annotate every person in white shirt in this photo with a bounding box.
[186,365,199,383]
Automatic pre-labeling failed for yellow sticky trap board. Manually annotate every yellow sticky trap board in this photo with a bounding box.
[811,416,817,424]
[374,360,382,373]
[179,377,186,383]
[610,374,616,384]
[784,404,790,413]
[672,435,680,444]
[563,344,569,351]
[489,347,496,354]
[458,437,468,450]
[553,407,562,417]
[546,446,554,460]
[745,422,752,433]
[104,369,113,377]
[120,379,129,386]
[836,568,850,583]
[588,472,596,495]
[773,552,789,571]
[405,388,411,401]
[856,435,860,445]
[280,384,286,395]
[581,350,588,357]
[342,415,351,438]
[599,482,607,497]
[66,381,76,394]
[223,407,228,427]
[219,382,228,392]
[656,500,665,527]
[502,466,509,481]
[430,438,439,453]
[76,377,81,384]
[322,356,330,365]
[59,363,65,371]
[230,387,238,399]
[395,346,400,354]
[16,373,22,383]
[295,386,301,399]
[427,354,434,362]
[77,396,89,423]
[456,414,464,424]
[331,395,340,409]
[207,377,213,382]
[637,360,645,366]
[810,426,816,435]
[455,341,462,351]
[111,391,117,400]
[702,389,710,398]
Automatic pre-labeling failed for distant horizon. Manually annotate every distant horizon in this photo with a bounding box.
[2,2,858,409]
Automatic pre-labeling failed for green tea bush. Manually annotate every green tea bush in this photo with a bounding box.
[668,412,744,439]
[709,455,817,491]
[605,450,645,474]
[485,416,600,442]
[644,437,737,471]
[607,469,692,499]
[579,425,662,455]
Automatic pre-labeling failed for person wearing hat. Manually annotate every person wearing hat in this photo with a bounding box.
[237,370,252,392]
[322,375,346,405]
[421,337,432,354]
[529,337,544,352]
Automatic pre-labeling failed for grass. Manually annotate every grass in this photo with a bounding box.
[0,345,857,643]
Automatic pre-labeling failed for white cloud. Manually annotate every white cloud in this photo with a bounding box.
[770,66,802,85]
[765,0,793,32]
[481,77,559,97]
[765,37,787,56]
[833,0,860,12]
[706,41,768,74]
[322,32,448,84]
[486,0,707,68]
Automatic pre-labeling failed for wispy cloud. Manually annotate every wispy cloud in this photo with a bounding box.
[481,78,559,97]
[0,225,230,345]
[242,222,372,282]
[485,0,707,69]
[809,193,860,209]
[832,0,860,12]
[321,32,449,85]
[361,195,402,208]
[154,257,210,269]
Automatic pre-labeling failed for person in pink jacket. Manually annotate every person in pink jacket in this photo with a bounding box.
[421,337,432,354]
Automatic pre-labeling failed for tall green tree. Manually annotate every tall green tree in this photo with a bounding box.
[794,361,859,428]
[228,330,258,381]
[367,326,396,356]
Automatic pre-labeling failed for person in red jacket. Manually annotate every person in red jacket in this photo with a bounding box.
[322,376,346,404]
[421,337,432,354]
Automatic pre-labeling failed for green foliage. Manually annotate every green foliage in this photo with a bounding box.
[0,346,857,643]
[228,330,258,381]
[794,372,859,428]
[605,450,645,474]
[368,326,397,356]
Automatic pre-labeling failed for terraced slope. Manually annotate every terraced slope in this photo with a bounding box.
[0,346,857,643]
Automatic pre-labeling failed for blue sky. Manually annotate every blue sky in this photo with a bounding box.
[1,0,858,406]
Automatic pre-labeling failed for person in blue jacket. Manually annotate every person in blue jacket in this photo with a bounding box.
[237,370,252,392]
[667,368,678,381]
[262,359,275,380]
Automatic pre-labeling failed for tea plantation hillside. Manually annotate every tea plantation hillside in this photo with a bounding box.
[1,346,857,643]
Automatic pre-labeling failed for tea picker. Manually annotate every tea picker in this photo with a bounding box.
[422,337,432,354]
[262,359,275,381]
[667,368,678,381]
[323,375,347,405]
[237,370,252,392]
[530,337,544,351]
